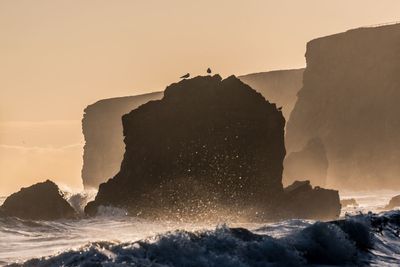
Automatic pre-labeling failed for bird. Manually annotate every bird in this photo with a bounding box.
[207,68,212,74]
[180,73,190,79]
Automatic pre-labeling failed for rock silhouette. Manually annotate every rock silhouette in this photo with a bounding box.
[286,24,400,189]
[284,138,328,187]
[85,75,340,220]
[81,69,304,189]
[0,180,76,220]
[82,92,163,189]
[86,75,286,219]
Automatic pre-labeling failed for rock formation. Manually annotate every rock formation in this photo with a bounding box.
[0,180,76,220]
[81,69,304,189]
[384,195,400,210]
[280,180,340,220]
[85,75,340,221]
[239,68,304,119]
[85,75,286,218]
[286,24,400,189]
[283,138,328,187]
[82,92,163,189]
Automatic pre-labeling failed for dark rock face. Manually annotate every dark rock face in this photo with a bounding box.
[239,69,304,119]
[81,69,304,189]
[385,195,400,210]
[1,180,76,220]
[86,75,286,218]
[85,75,341,221]
[281,180,341,220]
[82,92,163,189]
[286,24,400,189]
[283,138,328,187]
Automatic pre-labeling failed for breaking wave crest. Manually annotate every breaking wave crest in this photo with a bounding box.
[64,190,97,214]
[8,210,400,267]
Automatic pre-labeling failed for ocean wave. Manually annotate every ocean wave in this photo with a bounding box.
[8,210,400,267]
[0,215,71,237]
[64,190,97,214]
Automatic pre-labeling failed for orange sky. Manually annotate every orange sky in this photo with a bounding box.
[1,0,400,195]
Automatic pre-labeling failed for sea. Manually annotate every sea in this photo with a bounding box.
[0,190,399,267]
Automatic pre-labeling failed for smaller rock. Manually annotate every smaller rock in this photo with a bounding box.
[384,195,400,210]
[1,180,76,220]
[280,180,341,220]
[341,198,359,207]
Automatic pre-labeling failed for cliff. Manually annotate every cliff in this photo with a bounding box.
[239,68,304,119]
[82,92,163,188]
[85,75,340,221]
[283,138,328,187]
[286,23,400,189]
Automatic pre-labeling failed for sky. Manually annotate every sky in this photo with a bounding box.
[1,0,400,195]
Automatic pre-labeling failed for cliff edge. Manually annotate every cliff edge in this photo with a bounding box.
[286,24,400,189]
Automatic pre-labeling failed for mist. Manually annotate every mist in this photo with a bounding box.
[0,121,83,195]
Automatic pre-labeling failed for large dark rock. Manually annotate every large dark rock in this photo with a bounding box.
[81,69,304,189]
[283,138,328,187]
[85,75,286,219]
[1,180,76,220]
[85,75,341,221]
[286,24,400,189]
[82,92,163,189]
